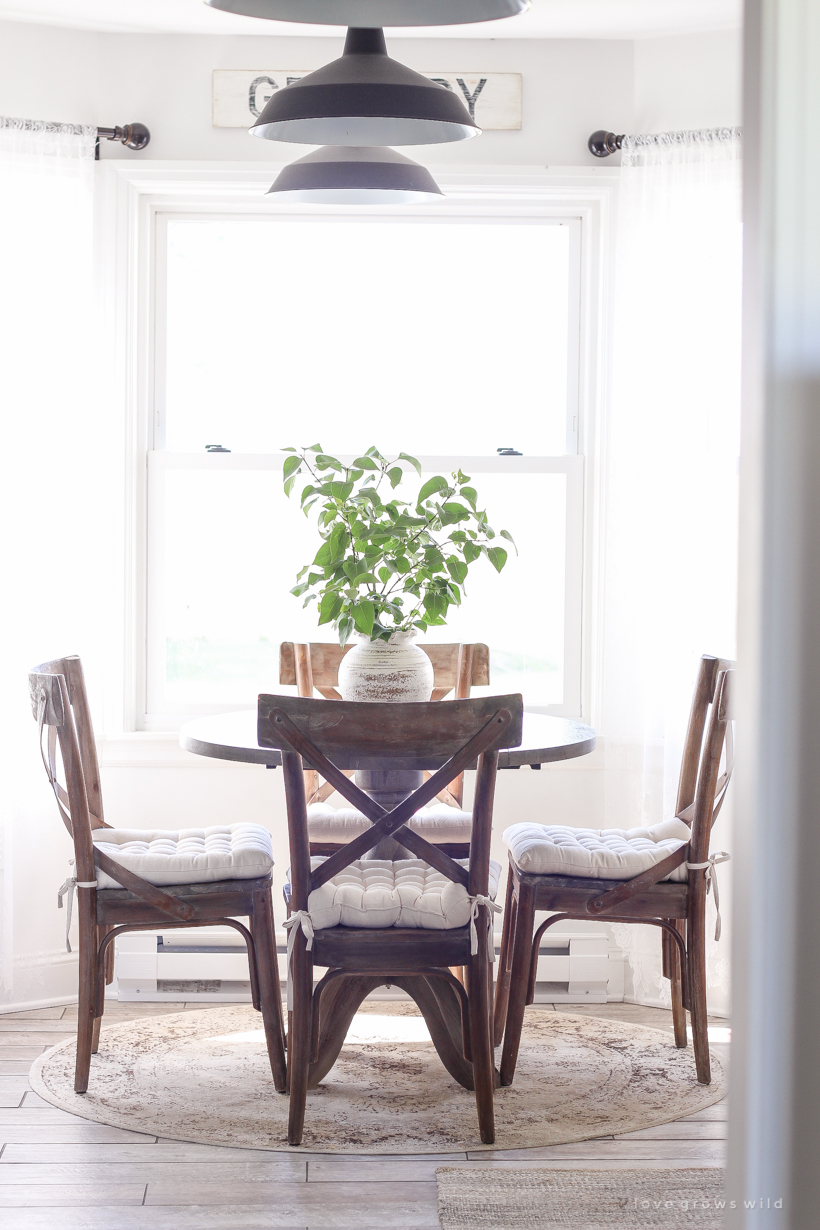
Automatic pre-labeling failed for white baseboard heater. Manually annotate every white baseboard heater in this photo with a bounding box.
[115,924,625,1004]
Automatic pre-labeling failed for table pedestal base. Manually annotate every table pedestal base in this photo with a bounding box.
[304,970,500,1092]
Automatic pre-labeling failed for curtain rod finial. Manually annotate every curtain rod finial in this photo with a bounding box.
[588,130,624,158]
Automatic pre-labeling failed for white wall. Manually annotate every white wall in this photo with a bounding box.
[634,30,742,133]
[0,20,634,166]
[0,17,740,1011]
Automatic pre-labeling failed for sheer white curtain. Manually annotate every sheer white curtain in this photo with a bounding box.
[0,119,101,1001]
[600,129,742,1014]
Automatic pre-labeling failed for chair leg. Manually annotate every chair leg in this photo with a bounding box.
[251,889,287,1093]
[499,884,535,1088]
[669,920,688,1049]
[493,874,516,1047]
[288,932,313,1145]
[687,906,711,1084]
[74,895,97,1094]
[468,915,495,1145]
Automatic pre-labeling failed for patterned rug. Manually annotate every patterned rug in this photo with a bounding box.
[436,1167,726,1227]
[30,1003,725,1154]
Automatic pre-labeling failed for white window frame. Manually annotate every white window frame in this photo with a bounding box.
[95,162,618,738]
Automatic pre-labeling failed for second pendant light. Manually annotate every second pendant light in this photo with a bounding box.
[250,27,479,146]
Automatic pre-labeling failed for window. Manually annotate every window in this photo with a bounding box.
[142,202,589,728]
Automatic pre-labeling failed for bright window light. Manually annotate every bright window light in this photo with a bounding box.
[163,219,571,456]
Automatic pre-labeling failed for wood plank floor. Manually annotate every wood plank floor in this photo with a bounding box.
[0,1000,728,1229]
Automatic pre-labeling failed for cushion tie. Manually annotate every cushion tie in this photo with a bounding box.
[283,910,315,1010]
[56,859,97,953]
[468,894,502,959]
[686,851,731,941]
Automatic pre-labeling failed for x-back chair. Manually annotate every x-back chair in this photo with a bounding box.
[30,656,286,1095]
[257,691,524,1146]
[280,641,490,857]
[494,654,733,1087]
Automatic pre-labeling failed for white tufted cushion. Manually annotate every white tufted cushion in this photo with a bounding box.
[307,803,472,844]
[299,857,501,931]
[92,825,274,889]
[503,818,691,882]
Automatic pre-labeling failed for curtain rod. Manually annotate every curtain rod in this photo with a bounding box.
[0,116,150,157]
[588,127,742,158]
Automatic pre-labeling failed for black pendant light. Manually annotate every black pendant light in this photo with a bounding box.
[267,146,443,204]
[207,0,529,26]
[249,27,479,146]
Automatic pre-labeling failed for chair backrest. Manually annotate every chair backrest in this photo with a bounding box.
[28,667,96,885]
[279,641,489,701]
[30,656,105,827]
[258,693,523,914]
[686,664,734,866]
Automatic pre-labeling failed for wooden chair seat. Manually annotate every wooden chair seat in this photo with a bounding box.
[311,923,474,970]
[95,875,276,924]
[509,870,689,918]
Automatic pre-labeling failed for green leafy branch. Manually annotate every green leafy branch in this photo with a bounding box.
[282,445,516,646]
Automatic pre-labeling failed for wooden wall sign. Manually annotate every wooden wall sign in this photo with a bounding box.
[212,69,522,131]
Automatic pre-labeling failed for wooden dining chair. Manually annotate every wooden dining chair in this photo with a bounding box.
[494,654,733,1088]
[280,641,489,858]
[257,691,524,1147]
[30,657,286,1096]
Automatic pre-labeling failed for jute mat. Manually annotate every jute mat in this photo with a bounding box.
[435,1167,726,1228]
[30,1003,725,1154]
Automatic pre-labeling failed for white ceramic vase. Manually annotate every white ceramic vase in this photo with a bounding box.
[338,630,434,703]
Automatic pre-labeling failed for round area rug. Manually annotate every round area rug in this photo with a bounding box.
[30,1003,725,1154]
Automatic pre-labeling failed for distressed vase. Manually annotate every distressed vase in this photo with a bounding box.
[337,630,434,703]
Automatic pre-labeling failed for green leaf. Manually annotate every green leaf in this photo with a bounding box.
[352,599,375,638]
[460,486,478,509]
[352,455,379,470]
[378,566,391,584]
[388,466,403,489]
[446,558,468,585]
[338,615,355,647]
[281,446,297,453]
[329,480,354,501]
[500,528,518,554]
[440,501,471,524]
[417,475,449,504]
[394,556,412,574]
[318,591,343,626]
[306,443,323,452]
[423,591,448,618]
[283,454,301,481]
[486,546,508,573]
[283,475,297,497]
[463,542,481,564]
[352,572,379,586]
[313,541,332,567]
[329,524,350,561]
[315,453,343,471]
[290,581,310,597]
[398,452,422,477]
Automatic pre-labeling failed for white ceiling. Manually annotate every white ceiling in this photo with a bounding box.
[0,0,741,39]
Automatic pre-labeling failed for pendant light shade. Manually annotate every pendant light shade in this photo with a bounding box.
[207,0,529,27]
[249,27,479,146]
[267,146,443,204]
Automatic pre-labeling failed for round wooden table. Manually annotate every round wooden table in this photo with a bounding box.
[179,706,596,1090]
[180,709,596,771]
